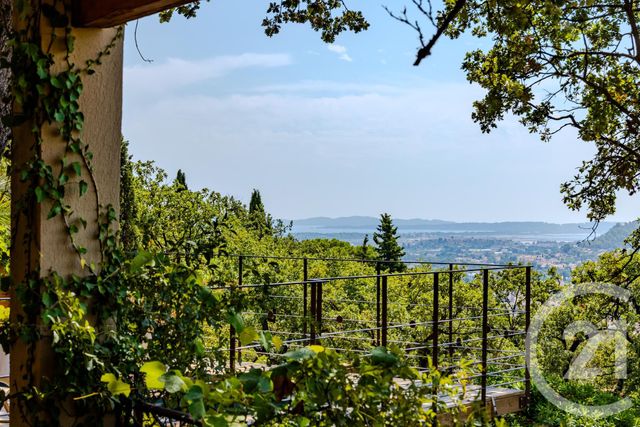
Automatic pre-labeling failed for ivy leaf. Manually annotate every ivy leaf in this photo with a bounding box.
[42,291,53,307]
[238,326,258,346]
[100,373,131,397]
[188,399,206,420]
[257,376,273,393]
[272,336,283,351]
[140,361,166,390]
[79,180,88,197]
[370,347,398,365]
[184,385,203,401]
[204,415,229,427]
[34,186,45,203]
[308,345,324,354]
[258,331,273,352]
[284,347,316,361]
[71,162,82,176]
[47,202,62,219]
[160,372,186,393]
[226,311,245,333]
[193,337,205,356]
[238,369,262,393]
[129,251,154,273]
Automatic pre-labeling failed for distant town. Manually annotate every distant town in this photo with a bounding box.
[291,217,638,279]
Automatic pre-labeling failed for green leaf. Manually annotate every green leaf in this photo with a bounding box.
[259,330,273,352]
[194,337,205,356]
[226,311,245,333]
[79,180,88,196]
[238,326,258,346]
[184,385,203,401]
[42,291,53,307]
[160,372,186,393]
[238,369,261,393]
[188,399,205,420]
[129,251,154,273]
[47,202,62,219]
[283,347,316,361]
[71,162,82,176]
[100,373,116,384]
[34,186,45,203]
[370,347,398,365]
[257,375,273,393]
[272,336,283,351]
[140,361,166,390]
[100,373,130,397]
[204,415,229,427]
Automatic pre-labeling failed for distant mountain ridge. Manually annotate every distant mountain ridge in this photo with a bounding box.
[291,216,615,235]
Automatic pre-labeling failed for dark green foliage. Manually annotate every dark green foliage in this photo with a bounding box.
[414,1,640,227]
[175,168,188,191]
[119,139,140,253]
[373,213,406,272]
[248,188,273,238]
[263,0,369,43]
[158,1,369,45]
[360,234,369,259]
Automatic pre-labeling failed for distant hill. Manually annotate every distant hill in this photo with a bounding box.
[293,216,452,229]
[291,216,615,236]
[578,221,639,250]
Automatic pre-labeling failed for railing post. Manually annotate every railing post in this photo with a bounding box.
[238,256,245,366]
[381,274,388,347]
[525,266,532,407]
[376,262,381,346]
[433,272,439,370]
[303,258,308,337]
[481,268,489,406]
[316,280,323,339]
[448,264,454,362]
[310,278,317,344]
[230,256,243,372]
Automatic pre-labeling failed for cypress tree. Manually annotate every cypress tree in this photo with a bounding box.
[248,189,272,237]
[120,139,140,252]
[175,169,188,191]
[373,213,406,272]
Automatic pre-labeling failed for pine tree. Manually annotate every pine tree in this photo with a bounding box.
[373,213,406,272]
[175,169,188,191]
[119,139,140,252]
[360,234,369,259]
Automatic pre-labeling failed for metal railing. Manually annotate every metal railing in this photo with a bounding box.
[219,254,532,409]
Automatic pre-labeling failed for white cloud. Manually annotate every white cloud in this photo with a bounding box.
[254,80,398,94]
[124,53,292,96]
[327,44,353,62]
[121,73,640,222]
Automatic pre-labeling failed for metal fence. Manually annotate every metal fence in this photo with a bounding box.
[221,255,532,408]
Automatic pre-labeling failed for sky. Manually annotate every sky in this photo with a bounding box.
[121,1,640,223]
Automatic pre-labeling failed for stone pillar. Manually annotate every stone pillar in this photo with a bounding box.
[10,3,123,425]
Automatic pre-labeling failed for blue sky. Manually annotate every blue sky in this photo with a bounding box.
[121,1,640,223]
